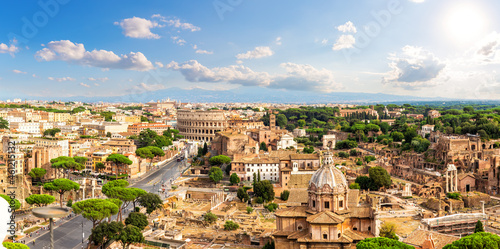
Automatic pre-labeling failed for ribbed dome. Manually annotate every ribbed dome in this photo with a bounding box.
[309,152,348,194]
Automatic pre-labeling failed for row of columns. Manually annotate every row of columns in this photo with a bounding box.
[210,192,225,210]
[445,170,458,192]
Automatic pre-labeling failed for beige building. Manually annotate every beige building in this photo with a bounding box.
[177,110,227,142]
[274,152,376,249]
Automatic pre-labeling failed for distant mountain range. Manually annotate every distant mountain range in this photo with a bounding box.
[1,87,461,104]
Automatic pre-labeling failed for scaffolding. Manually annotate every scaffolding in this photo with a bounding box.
[422,213,488,237]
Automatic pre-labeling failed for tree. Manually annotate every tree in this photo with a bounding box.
[0,117,9,129]
[246,207,253,214]
[125,212,149,230]
[43,178,80,207]
[28,168,47,181]
[95,162,106,173]
[105,187,138,222]
[237,187,249,202]
[265,203,278,212]
[404,128,418,144]
[209,167,224,184]
[202,143,208,155]
[474,220,484,233]
[106,154,133,179]
[262,241,275,249]
[2,242,30,249]
[280,190,290,201]
[230,173,240,185]
[43,128,61,137]
[130,188,147,209]
[137,129,171,148]
[350,149,358,156]
[276,114,288,128]
[303,146,315,154]
[0,195,20,210]
[138,193,162,214]
[204,211,218,224]
[66,199,73,208]
[380,223,399,240]
[443,232,500,249]
[260,142,268,152]
[209,155,231,166]
[90,221,124,248]
[446,192,461,200]
[335,140,358,149]
[50,156,83,178]
[356,237,414,249]
[106,132,112,137]
[72,199,120,228]
[254,180,275,202]
[135,147,154,169]
[224,220,239,230]
[297,119,306,128]
[369,166,392,190]
[355,176,376,191]
[349,183,360,189]
[102,180,129,194]
[391,131,404,142]
[25,194,55,207]
[117,225,145,249]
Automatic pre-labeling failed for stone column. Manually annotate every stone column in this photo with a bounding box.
[449,172,453,192]
[446,172,449,193]
[455,170,458,192]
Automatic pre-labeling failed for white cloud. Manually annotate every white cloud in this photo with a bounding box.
[408,0,425,3]
[94,83,100,86]
[114,17,161,39]
[275,37,282,46]
[468,32,500,64]
[270,63,341,92]
[32,74,37,78]
[12,70,27,74]
[171,36,186,46]
[80,82,90,88]
[155,62,164,68]
[165,60,341,92]
[165,18,200,32]
[48,76,76,82]
[0,43,19,55]
[337,21,357,33]
[195,49,213,55]
[236,60,243,64]
[87,77,109,82]
[321,39,329,45]
[383,46,446,89]
[35,40,154,71]
[133,82,166,91]
[165,60,272,86]
[236,46,274,60]
[332,35,355,50]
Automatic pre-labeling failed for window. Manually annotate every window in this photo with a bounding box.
[324,201,330,209]
[297,225,303,231]
[339,200,343,208]
[323,234,328,239]
[312,200,316,207]
[338,233,341,239]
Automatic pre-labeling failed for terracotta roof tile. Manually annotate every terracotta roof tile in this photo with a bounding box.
[307,211,345,224]
[403,229,459,249]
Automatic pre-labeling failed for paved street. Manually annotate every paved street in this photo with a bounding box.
[24,158,185,249]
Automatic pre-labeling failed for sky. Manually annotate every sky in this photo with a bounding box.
[1,0,500,100]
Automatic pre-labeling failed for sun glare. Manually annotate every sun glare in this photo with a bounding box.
[445,4,487,45]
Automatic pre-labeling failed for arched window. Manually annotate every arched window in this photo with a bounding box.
[297,225,303,231]
[338,233,341,239]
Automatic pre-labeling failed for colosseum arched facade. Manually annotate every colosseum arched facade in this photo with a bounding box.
[177,110,228,142]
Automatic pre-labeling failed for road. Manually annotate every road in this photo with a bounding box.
[25,158,186,249]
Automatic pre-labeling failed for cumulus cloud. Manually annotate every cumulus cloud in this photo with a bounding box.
[270,63,341,92]
[171,36,186,46]
[165,60,272,86]
[337,21,357,33]
[0,43,19,55]
[382,46,446,89]
[332,35,355,50]
[80,82,90,88]
[88,77,109,82]
[12,70,27,74]
[195,49,213,55]
[133,82,166,91]
[165,60,340,92]
[114,17,161,39]
[275,37,282,46]
[48,76,76,82]
[467,32,500,64]
[236,46,274,60]
[35,40,154,71]
[165,18,200,32]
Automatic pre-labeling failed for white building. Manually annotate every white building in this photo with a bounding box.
[5,116,24,124]
[276,133,298,150]
[419,124,435,137]
[244,158,280,182]
[9,122,41,134]
[293,128,306,137]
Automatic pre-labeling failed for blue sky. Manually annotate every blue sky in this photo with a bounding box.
[1,0,500,100]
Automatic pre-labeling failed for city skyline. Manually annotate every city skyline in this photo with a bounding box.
[1,0,500,100]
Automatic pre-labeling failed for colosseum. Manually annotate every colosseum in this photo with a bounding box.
[177,110,228,142]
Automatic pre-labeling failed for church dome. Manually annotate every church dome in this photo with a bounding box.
[308,152,348,194]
